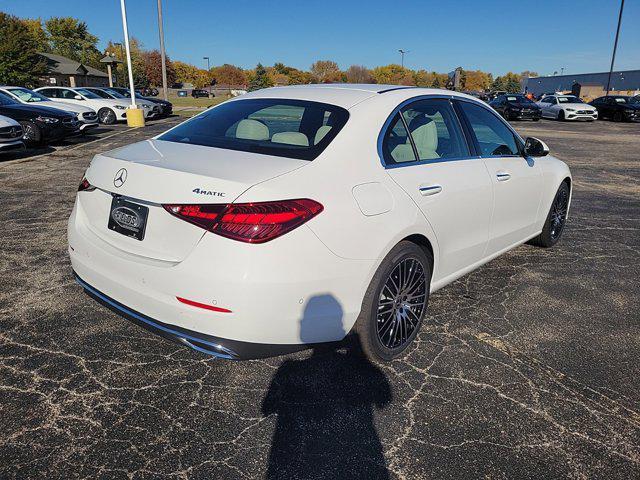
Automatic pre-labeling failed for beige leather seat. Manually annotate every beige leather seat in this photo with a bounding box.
[271,132,309,146]
[389,117,440,163]
[410,119,439,159]
[314,125,332,145]
[235,119,269,141]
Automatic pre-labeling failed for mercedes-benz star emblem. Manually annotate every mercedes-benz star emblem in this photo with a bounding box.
[113,168,128,188]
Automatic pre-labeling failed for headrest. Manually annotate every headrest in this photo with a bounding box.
[314,125,332,144]
[236,119,269,140]
[271,132,309,146]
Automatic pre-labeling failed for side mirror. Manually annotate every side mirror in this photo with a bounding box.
[74,95,83,100]
[524,137,549,157]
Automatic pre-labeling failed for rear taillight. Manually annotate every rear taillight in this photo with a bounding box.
[78,178,96,192]
[163,199,323,244]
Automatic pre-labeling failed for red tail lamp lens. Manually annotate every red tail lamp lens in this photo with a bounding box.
[78,178,96,192]
[163,199,323,243]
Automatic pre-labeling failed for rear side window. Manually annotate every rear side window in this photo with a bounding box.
[401,99,468,160]
[158,99,349,160]
[381,98,469,165]
[458,101,520,157]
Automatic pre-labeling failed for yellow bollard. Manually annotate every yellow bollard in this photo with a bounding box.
[126,106,145,127]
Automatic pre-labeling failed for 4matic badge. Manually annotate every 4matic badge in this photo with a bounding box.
[193,188,225,197]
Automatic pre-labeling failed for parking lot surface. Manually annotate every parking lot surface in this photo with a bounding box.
[1,119,638,479]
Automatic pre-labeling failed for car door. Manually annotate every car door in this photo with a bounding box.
[543,97,558,118]
[383,97,493,281]
[455,99,543,254]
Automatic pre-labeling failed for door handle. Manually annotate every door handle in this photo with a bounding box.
[496,172,511,182]
[419,185,442,196]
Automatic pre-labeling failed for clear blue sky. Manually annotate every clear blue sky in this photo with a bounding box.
[1,0,638,76]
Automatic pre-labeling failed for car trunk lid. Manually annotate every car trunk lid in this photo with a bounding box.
[79,139,307,262]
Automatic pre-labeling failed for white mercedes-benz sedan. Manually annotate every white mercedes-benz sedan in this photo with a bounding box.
[537,94,598,121]
[69,84,571,361]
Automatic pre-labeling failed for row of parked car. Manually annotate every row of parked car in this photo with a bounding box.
[488,93,640,123]
[0,85,174,151]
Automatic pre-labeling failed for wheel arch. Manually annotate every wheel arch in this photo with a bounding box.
[402,233,434,272]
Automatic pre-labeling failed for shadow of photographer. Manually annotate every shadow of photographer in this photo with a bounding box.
[262,295,392,479]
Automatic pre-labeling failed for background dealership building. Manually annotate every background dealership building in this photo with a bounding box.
[524,69,640,99]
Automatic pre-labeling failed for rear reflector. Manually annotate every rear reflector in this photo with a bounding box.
[177,296,232,313]
[163,199,323,243]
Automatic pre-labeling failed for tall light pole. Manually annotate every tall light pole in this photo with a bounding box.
[157,0,168,100]
[606,0,625,96]
[560,67,565,75]
[398,49,409,68]
[203,56,210,96]
[119,0,144,126]
[119,0,136,108]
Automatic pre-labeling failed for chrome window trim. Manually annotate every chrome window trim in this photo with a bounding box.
[377,94,478,169]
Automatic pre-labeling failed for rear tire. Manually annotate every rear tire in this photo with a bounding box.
[98,108,116,125]
[19,121,43,146]
[530,182,570,248]
[502,109,511,120]
[355,241,432,362]
[558,110,565,121]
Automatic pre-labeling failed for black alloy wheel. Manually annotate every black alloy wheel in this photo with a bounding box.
[530,182,570,248]
[356,241,432,362]
[376,257,427,350]
[98,108,116,125]
[18,121,42,145]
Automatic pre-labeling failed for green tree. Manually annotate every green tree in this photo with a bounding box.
[345,65,372,83]
[22,18,49,52]
[371,64,414,85]
[248,63,273,91]
[462,70,492,91]
[105,38,146,87]
[45,17,102,69]
[492,72,522,93]
[0,13,46,86]
[142,49,176,87]
[310,60,342,83]
[210,64,247,87]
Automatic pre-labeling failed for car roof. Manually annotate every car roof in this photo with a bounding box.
[238,84,480,109]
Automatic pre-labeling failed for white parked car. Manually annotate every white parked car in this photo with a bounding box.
[537,95,598,121]
[0,114,24,152]
[35,86,149,124]
[83,87,160,119]
[0,86,99,132]
[69,85,572,361]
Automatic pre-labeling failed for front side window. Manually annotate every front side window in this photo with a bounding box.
[458,101,520,157]
[158,99,349,161]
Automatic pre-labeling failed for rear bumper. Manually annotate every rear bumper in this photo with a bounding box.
[74,273,308,359]
[68,197,374,356]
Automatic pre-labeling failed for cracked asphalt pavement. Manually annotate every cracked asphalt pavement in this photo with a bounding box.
[1,118,638,479]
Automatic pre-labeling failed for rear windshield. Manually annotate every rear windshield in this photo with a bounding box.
[158,98,349,160]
